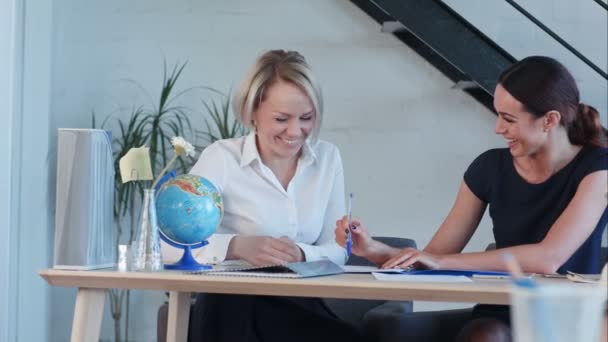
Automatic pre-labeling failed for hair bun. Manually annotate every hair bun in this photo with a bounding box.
[572,103,606,147]
[578,103,589,115]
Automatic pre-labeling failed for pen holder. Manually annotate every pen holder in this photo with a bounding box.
[510,283,606,342]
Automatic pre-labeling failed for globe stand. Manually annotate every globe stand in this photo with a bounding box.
[160,232,212,271]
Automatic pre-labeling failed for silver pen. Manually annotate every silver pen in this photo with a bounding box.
[346,193,353,256]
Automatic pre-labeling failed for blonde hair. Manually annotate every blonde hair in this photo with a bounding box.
[233,49,323,140]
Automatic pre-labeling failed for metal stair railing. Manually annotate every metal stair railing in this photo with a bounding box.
[593,0,608,11]
[350,0,606,111]
[504,0,607,80]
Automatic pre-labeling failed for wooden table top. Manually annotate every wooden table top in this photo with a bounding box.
[40,268,590,305]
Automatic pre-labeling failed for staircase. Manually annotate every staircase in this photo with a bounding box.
[351,0,607,113]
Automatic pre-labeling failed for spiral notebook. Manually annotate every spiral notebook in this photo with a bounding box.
[189,259,345,278]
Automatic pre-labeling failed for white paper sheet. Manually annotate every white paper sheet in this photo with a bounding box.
[566,271,601,284]
[372,272,473,283]
[341,265,404,273]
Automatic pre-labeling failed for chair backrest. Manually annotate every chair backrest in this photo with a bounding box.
[346,236,417,266]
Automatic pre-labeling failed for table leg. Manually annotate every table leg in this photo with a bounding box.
[71,288,106,342]
[166,291,191,342]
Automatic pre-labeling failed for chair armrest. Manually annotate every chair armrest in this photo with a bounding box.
[364,301,414,318]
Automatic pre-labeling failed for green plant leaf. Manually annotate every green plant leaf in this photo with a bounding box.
[197,92,247,148]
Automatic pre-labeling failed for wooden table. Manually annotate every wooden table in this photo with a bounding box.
[38,268,578,342]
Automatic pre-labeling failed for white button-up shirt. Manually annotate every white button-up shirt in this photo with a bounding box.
[161,132,347,265]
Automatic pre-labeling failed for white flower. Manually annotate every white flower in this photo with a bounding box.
[171,136,195,157]
[150,136,196,190]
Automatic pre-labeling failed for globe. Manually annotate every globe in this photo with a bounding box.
[155,174,223,270]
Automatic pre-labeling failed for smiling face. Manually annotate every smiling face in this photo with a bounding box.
[253,79,315,163]
[494,84,548,158]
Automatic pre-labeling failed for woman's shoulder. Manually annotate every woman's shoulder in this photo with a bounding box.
[309,139,342,162]
[581,145,608,160]
[203,135,248,158]
[469,148,510,168]
[310,139,340,155]
[464,148,509,202]
[478,147,509,158]
[576,145,608,173]
[308,139,343,170]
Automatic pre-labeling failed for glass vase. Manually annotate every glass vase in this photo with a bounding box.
[131,188,163,271]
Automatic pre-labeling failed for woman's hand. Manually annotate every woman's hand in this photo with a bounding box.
[227,235,304,266]
[334,216,374,257]
[381,247,442,270]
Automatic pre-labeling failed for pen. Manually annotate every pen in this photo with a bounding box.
[502,253,534,287]
[503,253,555,342]
[346,193,353,257]
[472,274,511,280]
[540,273,567,279]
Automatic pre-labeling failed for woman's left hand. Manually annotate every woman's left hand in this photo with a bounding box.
[278,236,305,262]
[381,247,443,270]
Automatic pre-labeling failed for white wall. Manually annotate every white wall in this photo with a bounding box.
[50,0,501,242]
[17,1,54,342]
[443,0,608,123]
[41,0,604,341]
[1,0,54,342]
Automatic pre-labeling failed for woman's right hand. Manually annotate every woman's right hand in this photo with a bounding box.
[226,235,303,266]
[334,216,373,257]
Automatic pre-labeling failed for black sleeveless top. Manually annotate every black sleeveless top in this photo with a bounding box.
[464,145,608,274]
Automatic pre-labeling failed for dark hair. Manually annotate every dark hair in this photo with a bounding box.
[498,56,606,147]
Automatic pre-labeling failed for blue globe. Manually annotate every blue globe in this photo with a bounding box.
[156,174,223,246]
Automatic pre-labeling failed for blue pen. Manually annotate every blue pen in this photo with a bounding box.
[346,193,353,257]
[503,253,554,342]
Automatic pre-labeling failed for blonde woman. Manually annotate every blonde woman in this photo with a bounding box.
[175,50,364,342]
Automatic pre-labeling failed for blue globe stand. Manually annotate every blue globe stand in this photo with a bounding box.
[160,232,212,271]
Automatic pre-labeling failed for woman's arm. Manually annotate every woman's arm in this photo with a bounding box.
[385,171,608,273]
[334,216,401,265]
[424,181,487,254]
[297,148,348,264]
[336,181,487,266]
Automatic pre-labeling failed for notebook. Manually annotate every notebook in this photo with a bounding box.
[189,259,345,278]
[342,265,510,277]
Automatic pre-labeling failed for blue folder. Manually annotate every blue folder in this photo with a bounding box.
[383,269,510,277]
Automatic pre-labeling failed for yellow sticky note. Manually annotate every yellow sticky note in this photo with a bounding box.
[119,147,153,183]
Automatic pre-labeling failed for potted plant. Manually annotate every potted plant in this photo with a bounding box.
[95,61,199,342]
[95,61,246,341]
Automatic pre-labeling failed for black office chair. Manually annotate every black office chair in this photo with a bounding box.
[323,237,416,326]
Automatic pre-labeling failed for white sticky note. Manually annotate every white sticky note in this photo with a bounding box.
[119,147,153,183]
